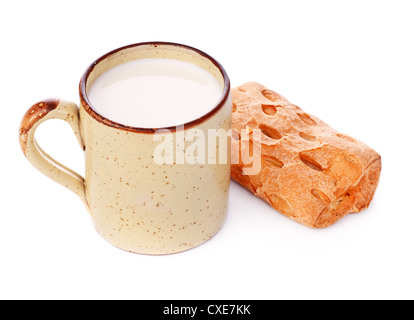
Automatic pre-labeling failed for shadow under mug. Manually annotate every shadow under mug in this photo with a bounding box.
[19,42,232,255]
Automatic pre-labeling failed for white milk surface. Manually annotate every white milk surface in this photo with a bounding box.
[88,58,223,128]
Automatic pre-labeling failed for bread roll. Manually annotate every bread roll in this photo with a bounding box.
[231,82,381,228]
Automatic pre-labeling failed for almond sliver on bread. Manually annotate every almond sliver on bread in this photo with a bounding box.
[231,82,381,228]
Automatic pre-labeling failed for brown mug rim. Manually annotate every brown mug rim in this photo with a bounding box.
[79,41,231,134]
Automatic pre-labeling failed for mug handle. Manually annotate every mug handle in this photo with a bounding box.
[19,99,88,207]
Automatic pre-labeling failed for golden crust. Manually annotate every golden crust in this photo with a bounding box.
[231,82,381,228]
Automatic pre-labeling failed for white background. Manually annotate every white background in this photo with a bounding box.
[1,0,413,300]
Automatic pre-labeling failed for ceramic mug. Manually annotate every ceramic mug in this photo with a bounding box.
[19,42,232,255]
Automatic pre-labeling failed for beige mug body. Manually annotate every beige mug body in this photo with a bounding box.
[19,42,232,255]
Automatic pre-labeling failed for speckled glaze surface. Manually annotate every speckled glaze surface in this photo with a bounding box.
[19,42,232,255]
